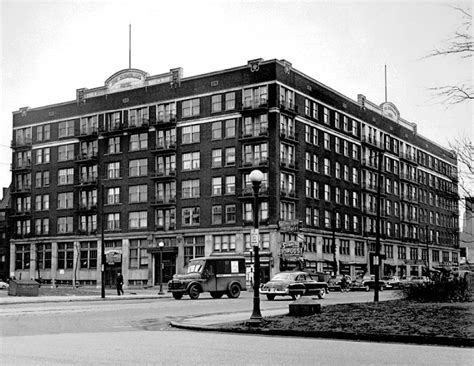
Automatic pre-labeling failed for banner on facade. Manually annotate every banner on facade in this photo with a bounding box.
[280,241,303,261]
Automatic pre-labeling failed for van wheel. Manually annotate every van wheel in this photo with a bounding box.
[266,294,276,301]
[318,289,326,299]
[210,291,223,299]
[172,292,183,300]
[188,284,200,300]
[227,284,241,298]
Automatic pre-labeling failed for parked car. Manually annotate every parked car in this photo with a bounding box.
[383,275,401,289]
[0,280,9,289]
[260,271,328,300]
[328,275,353,292]
[168,255,246,300]
[401,276,431,287]
[351,275,390,291]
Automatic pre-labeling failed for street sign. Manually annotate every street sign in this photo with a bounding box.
[250,229,259,246]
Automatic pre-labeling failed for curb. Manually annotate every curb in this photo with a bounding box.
[170,320,474,348]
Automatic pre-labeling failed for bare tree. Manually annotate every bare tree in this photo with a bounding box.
[449,135,473,210]
[427,6,473,104]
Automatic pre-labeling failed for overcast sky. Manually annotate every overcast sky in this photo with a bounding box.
[0,0,472,194]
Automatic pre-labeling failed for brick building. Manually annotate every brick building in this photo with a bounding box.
[10,58,459,288]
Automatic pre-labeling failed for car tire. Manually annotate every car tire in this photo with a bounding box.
[291,292,303,300]
[266,294,276,301]
[172,292,183,300]
[210,291,223,299]
[227,284,241,298]
[188,284,200,300]
[318,289,326,299]
[364,285,370,292]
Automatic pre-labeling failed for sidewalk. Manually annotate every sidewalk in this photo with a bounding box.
[0,286,170,305]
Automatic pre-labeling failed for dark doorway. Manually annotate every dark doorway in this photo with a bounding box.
[154,252,176,285]
[105,263,122,288]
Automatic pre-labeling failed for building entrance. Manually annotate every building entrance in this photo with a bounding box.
[105,263,122,288]
[154,252,176,285]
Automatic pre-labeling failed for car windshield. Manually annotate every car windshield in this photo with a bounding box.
[186,260,205,274]
[271,273,297,281]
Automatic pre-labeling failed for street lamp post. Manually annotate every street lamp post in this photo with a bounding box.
[158,241,165,295]
[100,183,106,299]
[249,169,264,321]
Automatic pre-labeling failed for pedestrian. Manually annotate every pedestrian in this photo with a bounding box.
[116,272,124,296]
[340,274,348,292]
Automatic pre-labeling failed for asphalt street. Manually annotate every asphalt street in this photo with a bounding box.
[1,290,472,365]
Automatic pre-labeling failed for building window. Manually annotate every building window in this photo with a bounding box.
[57,216,73,233]
[157,102,176,122]
[58,192,74,209]
[108,137,121,154]
[129,159,148,177]
[129,133,148,151]
[212,177,222,196]
[107,187,121,204]
[129,211,148,229]
[226,205,236,223]
[398,246,407,260]
[243,142,268,165]
[225,92,235,110]
[355,241,365,256]
[129,185,148,203]
[182,125,200,144]
[107,162,121,179]
[107,213,120,231]
[324,158,331,176]
[384,244,393,259]
[182,152,200,171]
[322,238,332,254]
[213,234,236,252]
[212,149,222,168]
[182,98,200,117]
[324,184,331,201]
[129,239,148,269]
[211,94,222,113]
[182,207,200,226]
[339,240,350,255]
[225,147,236,166]
[310,208,319,227]
[128,107,148,126]
[79,241,97,269]
[15,244,31,270]
[323,107,329,124]
[36,243,52,270]
[225,119,236,138]
[79,214,97,234]
[182,179,200,199]
[243,85,267,108]
[58,168,74,185]
[58,144,74,161]
[212,205,222,225]
[243,115,268,136]
[212,121,222,140]
[324,133,330,149]
[225,176,235,195]
[183,236,205,265]
[432,250,439,262]
[58,120,75,138]
[58,242,73,269]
